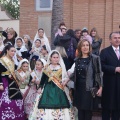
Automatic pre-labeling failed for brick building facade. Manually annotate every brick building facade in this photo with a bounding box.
[20,0,120,48]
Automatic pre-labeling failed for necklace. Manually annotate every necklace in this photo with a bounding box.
[50,64,61,71]
[51,64,57,68]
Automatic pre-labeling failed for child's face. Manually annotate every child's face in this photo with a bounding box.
[35,61,43,70]
[41,48,47,54]
[35,40,41,48]
[38,30,44,38]
[16,39,23,47]
[83,32,88,36]
[50,53,59,65]
[21,63,29,72]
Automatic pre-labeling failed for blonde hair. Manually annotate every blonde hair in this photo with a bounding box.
[7,28,15,36]
[55,46,68,58]
[77,39,92,58]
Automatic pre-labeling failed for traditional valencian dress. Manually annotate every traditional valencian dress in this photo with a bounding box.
[0,56,25,120]
[15,37,28,60]
[29,38,42,70]
[24,69,42,115]
[15,68,31,98]
[34,30,51,53]
[29,50,74,120]
[15,59,33,115]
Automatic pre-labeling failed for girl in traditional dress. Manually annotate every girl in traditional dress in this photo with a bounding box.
[0,36,4,54]
[15,59,31,99]
[15,59,32,119]
[0,43,25,120]
[29,50,74,120]
[40,45,49,61]
[24,58,46,118]
[15,37,28,60]
[34,28,51,53]
[29,38,42,70]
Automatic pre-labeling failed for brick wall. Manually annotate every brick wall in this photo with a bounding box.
[20,0,120,48]
[20,0,51,40]
[63,0,120,48]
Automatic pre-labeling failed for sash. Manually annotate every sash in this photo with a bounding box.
[43,65,64,91]
[0,56,19,86]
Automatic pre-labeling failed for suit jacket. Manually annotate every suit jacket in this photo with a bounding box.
[100,45,120,110]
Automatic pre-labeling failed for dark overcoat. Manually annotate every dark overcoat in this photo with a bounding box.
[100,46,120,110]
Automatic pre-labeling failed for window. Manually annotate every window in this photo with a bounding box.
[38,15,51,37]
[35,0,53,11]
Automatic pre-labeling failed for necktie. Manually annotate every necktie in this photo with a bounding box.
[115,49,119,59]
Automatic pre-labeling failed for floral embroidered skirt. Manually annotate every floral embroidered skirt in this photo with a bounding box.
[24,85,37,115]
[29,93,75,120]
[0,77,25,120]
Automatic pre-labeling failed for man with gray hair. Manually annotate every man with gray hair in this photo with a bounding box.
[100,31,120,120]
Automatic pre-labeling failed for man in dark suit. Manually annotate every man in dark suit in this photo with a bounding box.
[100,31,120,120]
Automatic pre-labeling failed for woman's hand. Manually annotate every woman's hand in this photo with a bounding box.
[61,81,67,87]
[0,85,4,91]
[61,78,70,87]
[37,88,42,94]
[96,87,102,97]
[32,79,36,83]
[36,80,40,85]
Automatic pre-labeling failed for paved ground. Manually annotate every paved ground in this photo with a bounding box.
[92,111,102,120]
[92,116,101,120]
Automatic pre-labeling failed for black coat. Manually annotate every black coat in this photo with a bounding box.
[54,34,77,68]
[72,54,103,109]
[100,46,120,110]
[74,54,103,91]
[54,34,77,51]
